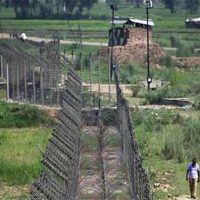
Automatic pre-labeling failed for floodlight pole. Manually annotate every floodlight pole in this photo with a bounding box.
[144,0,152,91]
[110,4,117,79]
[146,6,150,91]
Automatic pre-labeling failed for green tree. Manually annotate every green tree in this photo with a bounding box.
[185,0,199,13]
[162,0,179,13]
[63,0,77,15]
[10,0,30,18]
[78,0,98,19]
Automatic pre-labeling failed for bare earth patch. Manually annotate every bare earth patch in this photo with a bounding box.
[0,183,29,199]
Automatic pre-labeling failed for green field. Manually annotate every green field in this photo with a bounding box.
[1,4,200,48]
[0,2,200,199]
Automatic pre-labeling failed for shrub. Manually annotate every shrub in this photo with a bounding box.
[133,109,182,132]
[170,35,181,48]
[194,94,200,110]
[144,87,168,104]
[182,119,200,160]
[159,54,173,68]
[0,101,55,128]
[176,43,194,57]
[161,125,186,163]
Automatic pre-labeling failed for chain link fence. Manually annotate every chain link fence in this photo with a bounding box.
[0,36,153,200]
[0,36,64,106]
[115,70,153,200]
[29,68,81,200]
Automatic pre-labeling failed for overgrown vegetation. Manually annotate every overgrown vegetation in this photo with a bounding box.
[133,109,200,199]
[0,128,51,185]
[133,109,200,163]
[0,101,56,128]
[0,102,53,199]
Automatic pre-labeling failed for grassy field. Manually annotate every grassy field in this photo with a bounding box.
[0,103,199,199]
[1,4,200,48]
[0,2,200,199]
[0,100,53,200]
[0,127,51,200]
[133,108,200,199]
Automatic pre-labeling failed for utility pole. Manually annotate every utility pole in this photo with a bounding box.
[144,0,153,91]
[110,4,118,79]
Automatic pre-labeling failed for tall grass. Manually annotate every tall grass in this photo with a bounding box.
[0,101,56,128]
[134,109,200,163]
[0,89,6,99]
[0,127,51,185]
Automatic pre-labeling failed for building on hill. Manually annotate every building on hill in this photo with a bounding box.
[185,17,200,28]
[103,17,166,65]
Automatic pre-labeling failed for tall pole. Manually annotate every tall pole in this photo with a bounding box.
[6,63,9,100]
[144,0,153,91]
[110,7,114,79]
[146,7,151,91]
[0,54,3,77]
[110,4,117,79]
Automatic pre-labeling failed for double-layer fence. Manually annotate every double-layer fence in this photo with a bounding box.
[0,38,116,108]
[29,68,81,200]
[0,36,153,199]
[115,69,152,200]
[0,37,64,106]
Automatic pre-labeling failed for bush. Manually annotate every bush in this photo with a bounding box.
[170,35,181,48]
[133,109,182,132]
[0,101,55,128]
[194,94,200,110]
[182,119,200,160]
[159,55,174,68]
[176,43,194,57]
[161,125,186,163]
[144,87,168,104]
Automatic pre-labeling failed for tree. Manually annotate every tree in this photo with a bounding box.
[185,0,199,13]
[162,0,179,13]
[10,0,30,18]
[63,0,77,15]
[78,0,98,19]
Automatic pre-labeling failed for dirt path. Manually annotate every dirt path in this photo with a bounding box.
[175,195,198,200]
[79,126,128,200]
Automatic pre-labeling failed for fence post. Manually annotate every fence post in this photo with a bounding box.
[6,63,9,100]
[32,65,36,104]
[0,54,3,77]
[108,48,111,104]
[89,52,92,108]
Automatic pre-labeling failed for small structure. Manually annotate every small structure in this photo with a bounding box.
[104,17,165,65]
[185,17,200,28]
[108,17,154,46]
[19,33,28,41]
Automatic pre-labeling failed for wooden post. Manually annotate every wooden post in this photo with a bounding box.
[80,52,84,107]
[0,54,3,78]
[24,62,27,101]
[98,51,101,109]
[16,63,19,99]
[49,69,53,106]
[108,49,111,104]
[89,52,92,108]
[40,67,44,105]
[12,62,15,99]
[32,66,36,104]
[6,63,9,100]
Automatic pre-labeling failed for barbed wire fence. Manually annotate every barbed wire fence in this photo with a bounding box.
[29,67,82,200]
[0,37,116,108]
[0,36,154,199]
[0,36,64,106]
[114,67,153,200]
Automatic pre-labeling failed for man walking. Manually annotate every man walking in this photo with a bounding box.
[186,158,200,199]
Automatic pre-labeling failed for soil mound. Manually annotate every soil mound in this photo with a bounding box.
[101,28,166,65]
